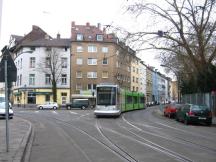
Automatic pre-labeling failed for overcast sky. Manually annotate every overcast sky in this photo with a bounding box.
[0,0,167,74]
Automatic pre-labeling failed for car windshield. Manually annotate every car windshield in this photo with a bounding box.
[191,105,209,111]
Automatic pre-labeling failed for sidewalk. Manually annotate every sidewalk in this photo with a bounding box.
[0,117,32,162]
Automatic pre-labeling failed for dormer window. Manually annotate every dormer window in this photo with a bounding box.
[96,34,103,41]
[77,34,84,41]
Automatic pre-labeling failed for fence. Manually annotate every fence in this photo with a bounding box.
[182,92,216,116]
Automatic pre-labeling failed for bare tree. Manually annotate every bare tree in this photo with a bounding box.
[123,0,216,93]
[37,48,65,102]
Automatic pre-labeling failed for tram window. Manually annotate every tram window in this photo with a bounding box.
[134,96,138,103]
[127,96,133,104]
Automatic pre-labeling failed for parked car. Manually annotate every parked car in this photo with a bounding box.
[175,104,212,126]
[37,102,58,110]
[0,102,14,119]
[66,99,89,110]
[164,103,182,118]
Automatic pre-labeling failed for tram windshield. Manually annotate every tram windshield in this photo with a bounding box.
[97,87,116,105]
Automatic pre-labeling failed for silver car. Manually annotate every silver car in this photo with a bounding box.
[37,102,58,110]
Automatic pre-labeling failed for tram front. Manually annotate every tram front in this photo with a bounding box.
[94,84,121,117]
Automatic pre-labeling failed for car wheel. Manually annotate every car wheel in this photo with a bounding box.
[81,106,86,110]
[53,106,57,110]
[206,122,212,126]
[67,106,71,110]
[39,106,43,110]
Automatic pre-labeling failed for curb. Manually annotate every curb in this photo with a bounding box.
[13,118,33,162]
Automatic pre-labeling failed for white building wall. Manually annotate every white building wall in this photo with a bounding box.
[14,46,70,89]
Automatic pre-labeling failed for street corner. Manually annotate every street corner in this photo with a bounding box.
[0,117,33,162]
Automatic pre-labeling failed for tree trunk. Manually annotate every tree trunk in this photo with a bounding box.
[52,80,57,102]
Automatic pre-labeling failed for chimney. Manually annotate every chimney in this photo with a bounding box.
[32,25,39,30]
[72,21,75,27]
[97,23,101,29]
[86,22,90,26]
[57,33,60,39]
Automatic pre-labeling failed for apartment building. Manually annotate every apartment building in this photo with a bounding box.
[131,57,140,92]
[139,61,147,95]
[70,22,134,97]
[9,25,71,106]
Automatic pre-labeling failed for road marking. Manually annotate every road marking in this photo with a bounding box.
[52,111,58,114]
[35,111,39,113]
[69,111,78,115]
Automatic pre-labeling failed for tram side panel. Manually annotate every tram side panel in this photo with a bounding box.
[125,91,134,111]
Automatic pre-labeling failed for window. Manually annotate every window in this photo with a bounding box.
[30,57,35,68]
[87,58,97,65]
[45,57,51,68]
[88,45,97,53]
[76,46,83,52]
[116,61,120,68]
[76,58,83,65]
[136,78,139,83]
[61,58,67,68]
[17,75,19,86]
[20,58,22,69]
[88,84,96,90]
[45,74,51,85]
[20,74,22,85]
[87,72,97,78]
[102,71,108,78]
[136,68,139,74]
[128,66,131,72]
[29,74,35,85]
[61,93,67,105]
[133,76,135,82]
[77,34,83,41]
[102,58,108,65]
[76,71,82,78]
[30,47,35,51]
[102,47,108,53]
[133,67,135,72]
[61,74,67,85]
[96,34,103,41]
[45,95,50,102]
[76,84,82,90]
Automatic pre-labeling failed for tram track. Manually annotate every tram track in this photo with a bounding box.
[121,114,216,156]
[97,118,193,162]
[31,112,139,162]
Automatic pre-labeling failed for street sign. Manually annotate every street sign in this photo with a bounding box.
[0,47,17,82]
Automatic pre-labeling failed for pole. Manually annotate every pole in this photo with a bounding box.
[4,60,9,152]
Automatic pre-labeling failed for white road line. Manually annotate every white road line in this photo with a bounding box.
[69,111,78,115]
[52,111,58,114]
[35,111,39,113]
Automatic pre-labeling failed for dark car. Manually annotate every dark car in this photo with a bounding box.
[66,99,89,110]
[164,103,182,118]
[175,104,212,126]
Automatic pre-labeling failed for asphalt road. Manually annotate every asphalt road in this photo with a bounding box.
[15,106,216,162]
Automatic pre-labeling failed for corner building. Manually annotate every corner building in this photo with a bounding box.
[70,22,134,97]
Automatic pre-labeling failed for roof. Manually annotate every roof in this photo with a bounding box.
[21,38,71,47]
[71,22,118,43]
[11,25,71,51]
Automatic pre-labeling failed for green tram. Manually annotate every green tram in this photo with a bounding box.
[94,84,145,117]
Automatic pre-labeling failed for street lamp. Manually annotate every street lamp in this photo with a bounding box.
[160,64,180,103]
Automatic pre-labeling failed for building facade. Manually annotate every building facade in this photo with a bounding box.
[10,25,71,106]
[70,22,134,99]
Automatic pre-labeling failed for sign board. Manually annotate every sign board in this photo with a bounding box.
[0,47,17,82]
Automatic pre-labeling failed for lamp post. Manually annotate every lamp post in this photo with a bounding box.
[160,64,180,103]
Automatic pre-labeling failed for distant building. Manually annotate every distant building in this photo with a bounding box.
[9,25,71,106]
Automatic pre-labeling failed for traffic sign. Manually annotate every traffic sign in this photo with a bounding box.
[0,46,17,82]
